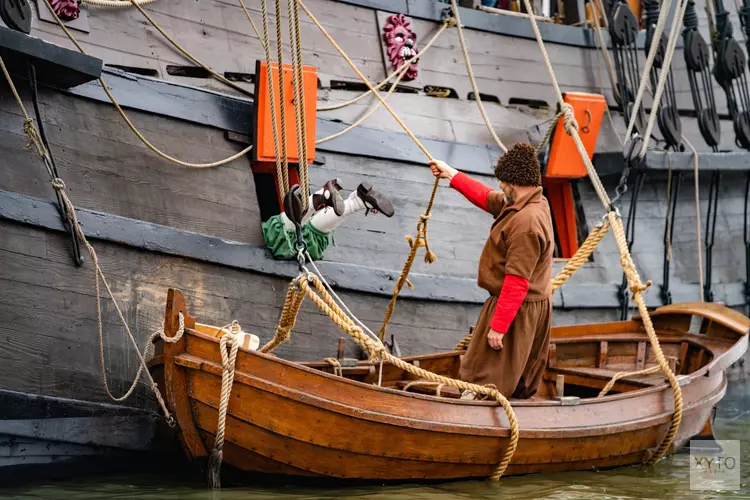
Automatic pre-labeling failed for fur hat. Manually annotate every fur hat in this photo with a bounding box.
[494,142,542,187]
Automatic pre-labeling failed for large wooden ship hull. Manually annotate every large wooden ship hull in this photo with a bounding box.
[1,0,750,479]
[153,289,748,481]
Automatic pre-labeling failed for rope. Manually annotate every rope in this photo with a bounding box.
[259,0,289,196]
[40,0,254,168]
[598,365,662,397]
[378,204,439,342]
[288,0,310,209]
[238,0,266,51]
[450,0,508,153]
[455,220,610,350]
[684,136,705,301]
[82,0,157,6]
[636,0,692,158]
[121,0,253,97]
[588,0,620,104]
[511,0,684,463]
[293,273,518,480]
[665,152,674,263]
[207,321,241,490]
[259,284,305,353]
[118,0,253,97]
[323,357,343,376]
[297,0,433,161]
[535,108,565,153]
[623,0,675,141]
[0,54,177,425]
[549,221,610,291]
[296,0,446,343]
[274,0,292,197]
[316,24,450,114]
[316,21,450,145]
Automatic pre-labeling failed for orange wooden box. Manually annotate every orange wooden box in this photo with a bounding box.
[546,92,606,179]
[253,60,318,164]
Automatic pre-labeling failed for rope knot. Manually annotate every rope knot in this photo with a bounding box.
[51,178,66,190]
[560,103,578,135]
[630,279,652,294]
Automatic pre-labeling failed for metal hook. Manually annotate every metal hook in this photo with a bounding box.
[581,109,592,134]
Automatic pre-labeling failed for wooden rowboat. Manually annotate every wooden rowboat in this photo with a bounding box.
[152,289,749,481]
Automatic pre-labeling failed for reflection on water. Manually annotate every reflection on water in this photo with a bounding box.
[2,382,750,500]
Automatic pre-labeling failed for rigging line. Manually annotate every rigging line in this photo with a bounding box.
[592,26,624,146]
[623,0,675,140]
[27,62,84,266]
[124,0,253,97]
[589,0,621,104]
[238,0,267,50]
[683,136,705,301]
[41,0,253,168]
[81,0,157,6]
[274,0,292,195]
[316,56,416,145]
[297,0,433,160]
[0,54,175,424]
[260,0,288,196]
[450,0,507,153]
[316,22,449,145]
[288,0,310,208]
[521,0,683,465]
[317,21,451,112]
[639,0,693,157]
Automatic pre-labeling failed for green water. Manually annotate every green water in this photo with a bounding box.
[3,383,750,500]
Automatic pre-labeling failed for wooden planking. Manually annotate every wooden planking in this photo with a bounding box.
[0,87,263,245]
[30,0,386,91]
[0,219,475,405]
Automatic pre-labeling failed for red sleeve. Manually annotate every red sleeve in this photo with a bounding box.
[450,172,492,212]
[490,274,529,334]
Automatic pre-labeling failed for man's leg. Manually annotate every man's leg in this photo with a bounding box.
[513,297,553,399]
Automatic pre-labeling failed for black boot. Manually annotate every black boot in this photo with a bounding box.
[312,178,345,216]
[357,182,395,218]
[283,185,304,226]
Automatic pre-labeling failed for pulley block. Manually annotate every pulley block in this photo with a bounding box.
[0,0,31,34]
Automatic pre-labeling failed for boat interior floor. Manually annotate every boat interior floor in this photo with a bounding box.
[302,328,734,402]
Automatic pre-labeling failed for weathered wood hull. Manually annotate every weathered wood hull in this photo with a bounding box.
[2,0,750,482]
[156,291,748,481]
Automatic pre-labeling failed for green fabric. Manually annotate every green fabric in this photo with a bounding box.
[262,215,331,260]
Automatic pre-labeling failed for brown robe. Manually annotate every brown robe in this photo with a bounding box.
[459,186,554,399]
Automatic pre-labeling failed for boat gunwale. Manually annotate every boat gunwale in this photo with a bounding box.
[178,324,744,409]
[180,350,729,440]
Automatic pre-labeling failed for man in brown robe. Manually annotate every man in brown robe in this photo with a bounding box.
[430,142,554,399]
